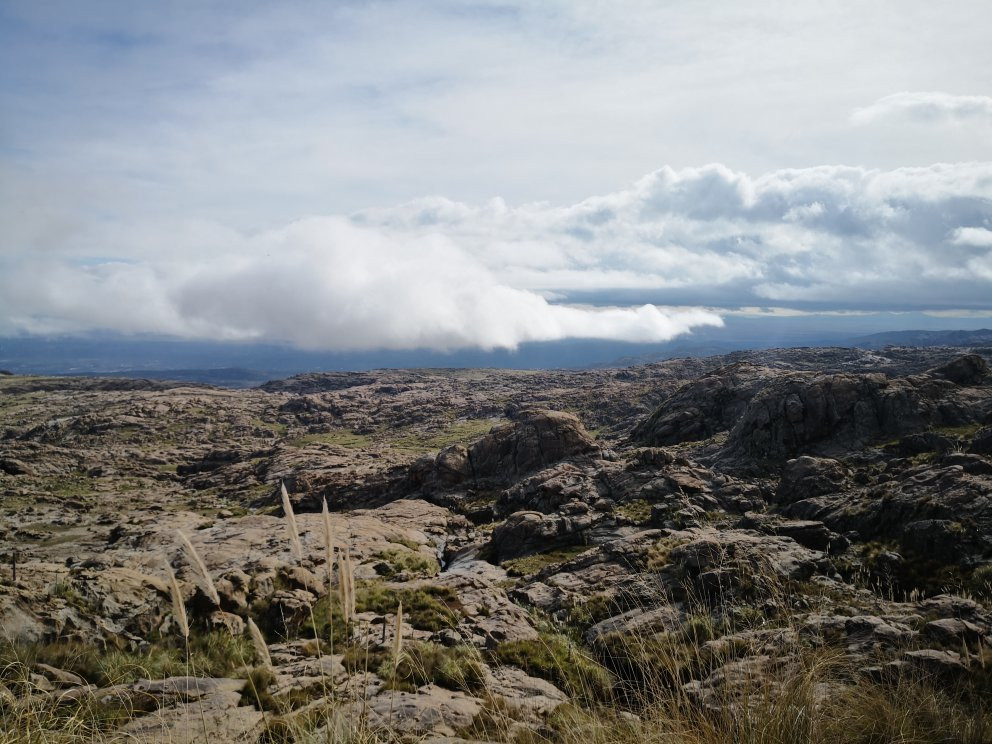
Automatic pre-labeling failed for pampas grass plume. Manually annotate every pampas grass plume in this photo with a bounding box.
[247,617,272,668]
[393,601,403,664]
[338,547,353,622]
[322,496,335,594]
[165,563,189,639]
[177,529,221,606]
[281,481,304,561]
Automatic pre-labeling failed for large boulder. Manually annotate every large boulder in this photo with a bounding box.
[776,456,849,503]
[668,528,829,598]
[928,354,990,385]
[631,363,777,446]
[485,507,602,562]
[722,359,992,463]
[411,409,599,490]
[783,460,992,563]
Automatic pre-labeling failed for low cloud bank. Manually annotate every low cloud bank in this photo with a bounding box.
[1,161,990,350]
[0,218,722,350]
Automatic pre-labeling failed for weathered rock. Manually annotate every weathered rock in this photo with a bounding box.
[485,665,567,717]
[585,605,682,645]
[631,364,778,446]
[739,513,847,553]
[345,686,483,737]
[485,508,602,562]
[119,677,263,743]
[844,615,916,647]
[969,426,992,455]
[903,649,967,676]
[670,529,828,583]
[922,618,987,645]
[411,409,598,490]
[722,361,992,463]
[928,354,990,385]
[34,663,85,688]
[776,456,849,503]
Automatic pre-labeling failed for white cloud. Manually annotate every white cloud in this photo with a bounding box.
[1,161,990,350]
[0,217,723,350]
[951,226,992,247]
[2,1,991,230]
[852,92,992,125]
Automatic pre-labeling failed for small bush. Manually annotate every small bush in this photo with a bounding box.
[494,632,614,702]
[382,641,486,693]
[372,548,440,579]
[356,582,462,631]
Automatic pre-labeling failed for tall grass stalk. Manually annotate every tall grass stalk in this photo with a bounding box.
[247,618,272,669]
[281,481,304,562]
[177,529,221,607]
[164,563,189,639]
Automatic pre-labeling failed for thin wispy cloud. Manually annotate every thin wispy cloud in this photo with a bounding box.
[852,92,992,125]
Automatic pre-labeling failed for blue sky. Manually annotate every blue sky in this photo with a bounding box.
[1,1,991,350]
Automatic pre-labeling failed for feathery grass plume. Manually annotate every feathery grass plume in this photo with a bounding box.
[322,496,335,594]
[177,529,221,606]
[345,549,357,618]
[281,481,304,561]
[393,601,404,664]
[337,548,351,622]
[165,563,189,639]
[247,617,272,668]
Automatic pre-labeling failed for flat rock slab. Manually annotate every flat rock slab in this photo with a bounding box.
[117,689,263,744]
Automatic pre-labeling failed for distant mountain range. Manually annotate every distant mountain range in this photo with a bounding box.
[1,325,990,387]
[849,328,992,348]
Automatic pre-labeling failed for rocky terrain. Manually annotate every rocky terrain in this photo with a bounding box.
[2,344,992,742]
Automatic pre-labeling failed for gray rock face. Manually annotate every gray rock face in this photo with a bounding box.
[783,458,992,562]
[118,677,264,744]
[473,409,598,480]
[722,359,992,463]
[669,528,829,597]
[776,456,849,503]
[631,363,778,446]
[486,508,602,562]
[928,354,990,385]
[410,408,599,491]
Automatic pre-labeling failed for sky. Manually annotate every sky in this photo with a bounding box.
[1,0,991,352]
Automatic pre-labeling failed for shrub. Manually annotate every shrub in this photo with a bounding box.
[356,582,462,631]
[494,632,614,702]
[382,641,486,694]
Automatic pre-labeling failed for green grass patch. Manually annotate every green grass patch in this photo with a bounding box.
[616,499,652,523]
[494,632,615,702]
[372,548,440,579]
[381,641,486,694]
[502,546,589,577]
[390,418,497,452]
[285,430,371,449]
[0,631,256,689]
[356,581,462,631]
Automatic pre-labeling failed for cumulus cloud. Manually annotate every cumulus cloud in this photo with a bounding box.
[1,161,991,350]
[356,161,992,309]
[852,92,992,125]
[0,217,722,350]
[951,226,992,247]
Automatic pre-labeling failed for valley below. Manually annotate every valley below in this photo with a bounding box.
[2,344,992,742]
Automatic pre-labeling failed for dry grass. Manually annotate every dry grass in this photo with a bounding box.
[4,502,991,744]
